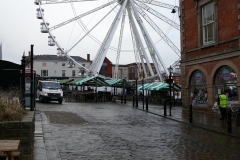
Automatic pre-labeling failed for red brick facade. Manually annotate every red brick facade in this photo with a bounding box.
[180,0,240,111]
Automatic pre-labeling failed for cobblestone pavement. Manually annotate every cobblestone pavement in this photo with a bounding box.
[34,101,240,160]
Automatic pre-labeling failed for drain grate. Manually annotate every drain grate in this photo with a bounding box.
[44,111,87,124]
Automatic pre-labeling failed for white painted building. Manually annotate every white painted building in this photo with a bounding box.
[32,55,91,78]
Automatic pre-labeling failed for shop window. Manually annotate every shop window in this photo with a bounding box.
[190,70,207,106]
[214,66,238,101]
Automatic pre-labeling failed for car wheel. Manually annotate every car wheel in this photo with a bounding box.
[58,101,62,104]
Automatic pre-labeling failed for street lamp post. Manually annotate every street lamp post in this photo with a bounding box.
[135,64,138,108]
[167,66,173,116]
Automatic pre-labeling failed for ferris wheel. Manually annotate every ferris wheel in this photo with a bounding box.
[34,0,180,81]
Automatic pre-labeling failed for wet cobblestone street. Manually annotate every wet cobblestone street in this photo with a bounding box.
[35,101,240,160]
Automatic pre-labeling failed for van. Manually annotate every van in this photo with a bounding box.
[37,80,63,104]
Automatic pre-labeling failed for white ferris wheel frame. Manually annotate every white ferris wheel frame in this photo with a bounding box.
[35,0,180,81]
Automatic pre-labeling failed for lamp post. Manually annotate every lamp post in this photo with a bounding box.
[140,70,144,109]
[167,66,173,116]
[135,64,138,107]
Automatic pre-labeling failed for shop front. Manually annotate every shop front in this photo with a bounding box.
[188,64,239,110]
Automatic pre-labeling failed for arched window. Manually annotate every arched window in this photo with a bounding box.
[190,70,207,106]
[214,66,238,101]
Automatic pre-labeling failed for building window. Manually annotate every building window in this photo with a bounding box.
[202,2,215,45]
[42,63,47,67]
[214,66,238,101]
[190,70,207,106]
[72,70,75,77]
[41,70,48,76]
[62,70,66,77]
[62,63,65,67]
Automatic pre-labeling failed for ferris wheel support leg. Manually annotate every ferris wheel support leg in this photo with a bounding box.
[129,0,169,81]
[127,5,154,77]
[89,0,128,76]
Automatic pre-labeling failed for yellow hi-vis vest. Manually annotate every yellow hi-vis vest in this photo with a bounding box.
[219,94,228,108]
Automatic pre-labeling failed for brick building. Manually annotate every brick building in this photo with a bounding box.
[180,0,240,110]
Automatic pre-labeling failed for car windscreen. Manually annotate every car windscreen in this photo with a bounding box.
[42,82,61,89]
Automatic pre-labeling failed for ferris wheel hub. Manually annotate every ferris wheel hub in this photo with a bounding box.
[118,0,124,5]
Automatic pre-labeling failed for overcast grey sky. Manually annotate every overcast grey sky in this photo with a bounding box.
[0,0,180,68]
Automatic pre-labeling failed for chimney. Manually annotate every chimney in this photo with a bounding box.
[87,54,90,61]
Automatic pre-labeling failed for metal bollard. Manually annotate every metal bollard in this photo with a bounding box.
[143,96,144,110]
[146,96,148,111]
[133,96,135,107]
[164,99,167,116]
[227,110,232,133]
[121,95,123,104]
[189,105,193,123]
[124,95,126,104]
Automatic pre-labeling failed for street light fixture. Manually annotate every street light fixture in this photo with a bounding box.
[167,66,173,116]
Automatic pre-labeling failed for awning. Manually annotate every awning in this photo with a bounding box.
[105,79,133,87]
[68,76,108,86]
[67,78,85,85]
[105,79,121,86]
[75,76,96,85]
[151,83,169,90]
[58,78,74,85]
[138,83,151,90]
[139,82,162,90]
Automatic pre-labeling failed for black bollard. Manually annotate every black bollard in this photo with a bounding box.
[124,95,126,104]
[189,105,193,123]
[133,96,135,107]
[143,96,144,110]
[136,95,138,108]
[121,95,123,104]
[227,110,232,133]
[146,96,148,111]
[164,99,167,116]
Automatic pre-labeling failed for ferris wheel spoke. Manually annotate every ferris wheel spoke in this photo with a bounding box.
[130,0,169,81]
[128,5,153,77]
[49,0,118,31]
[135,0,176,10]
[89,0,128,76]
[136,2,180,30]
[66,4,119,54]
[114,9,126,79]
[38,0,97,5]
[136,5,180,57]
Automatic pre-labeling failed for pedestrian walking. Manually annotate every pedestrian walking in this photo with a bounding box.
[218,91,228,120]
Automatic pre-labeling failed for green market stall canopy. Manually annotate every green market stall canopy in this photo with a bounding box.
[58,78,74,85]
[105,79,133,87]
[67,76,108,86]
[138,82,181,91]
